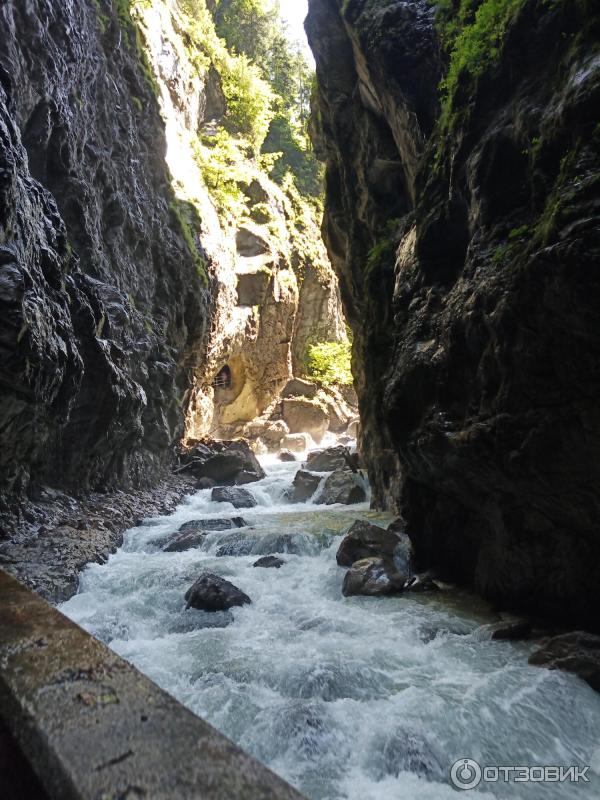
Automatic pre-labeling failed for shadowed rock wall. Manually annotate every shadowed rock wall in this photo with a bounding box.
[0,0,209,499]
[307,0,600,628]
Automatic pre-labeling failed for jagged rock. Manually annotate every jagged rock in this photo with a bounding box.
[178,518,247,534]
[212,487,257,509]
[185,573,251,612]
[286,470,321,504]
[253,556,286,569]
[529,633,600,692]
[163,530,209,553]
[282,398,329,444]
[237,270,271,306]
[342,558,406,598]
[281,378,318,399]
[306,446,350,472]
[336,520,401,567]
[316,470,366,505]
[279,450,297,462]
[281,433,312,453]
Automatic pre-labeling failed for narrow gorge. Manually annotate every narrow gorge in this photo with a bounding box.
[1,1,600,799]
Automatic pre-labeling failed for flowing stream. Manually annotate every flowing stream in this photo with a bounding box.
[60,454,600,799]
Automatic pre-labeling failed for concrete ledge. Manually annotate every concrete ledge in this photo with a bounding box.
[0,569,304,800]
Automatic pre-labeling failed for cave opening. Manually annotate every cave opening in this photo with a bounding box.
[212,364,232,391]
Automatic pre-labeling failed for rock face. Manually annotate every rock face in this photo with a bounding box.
[307,0,600,629]
[185,573,251,612]
[0,1,209,498]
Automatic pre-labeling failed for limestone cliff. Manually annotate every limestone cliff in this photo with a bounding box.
[308,0,600,628]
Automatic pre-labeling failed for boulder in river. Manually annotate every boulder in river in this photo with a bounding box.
[342,558,406,597]
[306,446,349,472]
[316,469,366,505]
[163,530,209,553]
[185,573,251,612]
[336,520,402,567]
[529,632,600,692]
[253,556,286,569]
[212,486,257,509]
[197,477,216,490]
[286,470,321,504]
[180,440,265,485]
[279,450,297,462]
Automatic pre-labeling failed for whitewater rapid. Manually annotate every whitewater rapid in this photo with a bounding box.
[60,455,600,799]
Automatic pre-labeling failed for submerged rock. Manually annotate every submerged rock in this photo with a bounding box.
[253,556,286,569]
[336,520,401,567]
[286,470,321,504]
[212,487,257,509]
[342,558,406,598]
[529,632,600,692]
[185,573,251,612]
[316,470,366,505]
[178,518,247,533]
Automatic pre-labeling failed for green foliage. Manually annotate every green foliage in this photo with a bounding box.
[220,54,274,151]
[305,341,353,387]
[434,0,526,131]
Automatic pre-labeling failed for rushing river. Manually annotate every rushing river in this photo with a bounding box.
[60,454,600,799]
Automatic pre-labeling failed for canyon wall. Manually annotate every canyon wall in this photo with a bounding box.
[0,0,210,499]
[307,0,600,628]
[0,0,346,507]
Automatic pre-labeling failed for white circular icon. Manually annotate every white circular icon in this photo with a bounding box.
[450,758,483,790]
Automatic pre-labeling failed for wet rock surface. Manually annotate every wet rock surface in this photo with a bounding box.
[253,556,286,569]
[0,475,195,603]
[211,486,257,509]
[286,470,322,504]
[306,446,350,473]
[179,440,265,485]
[529,632,600,693]
[307,0,600,628]
[342,557,406,598]
[185,573,251,612]
[316,470,366,506]
[336,519,402,567]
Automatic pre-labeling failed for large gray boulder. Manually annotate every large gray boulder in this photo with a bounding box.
[212,486,257,508]
[190,440,265,486]
[164,530,209,553]
[342,558,406,597]
[286,470,321,504]
[185,573,251,612]
[336,519,402,567]
[178,517,247,534]
[316,470,366,505]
